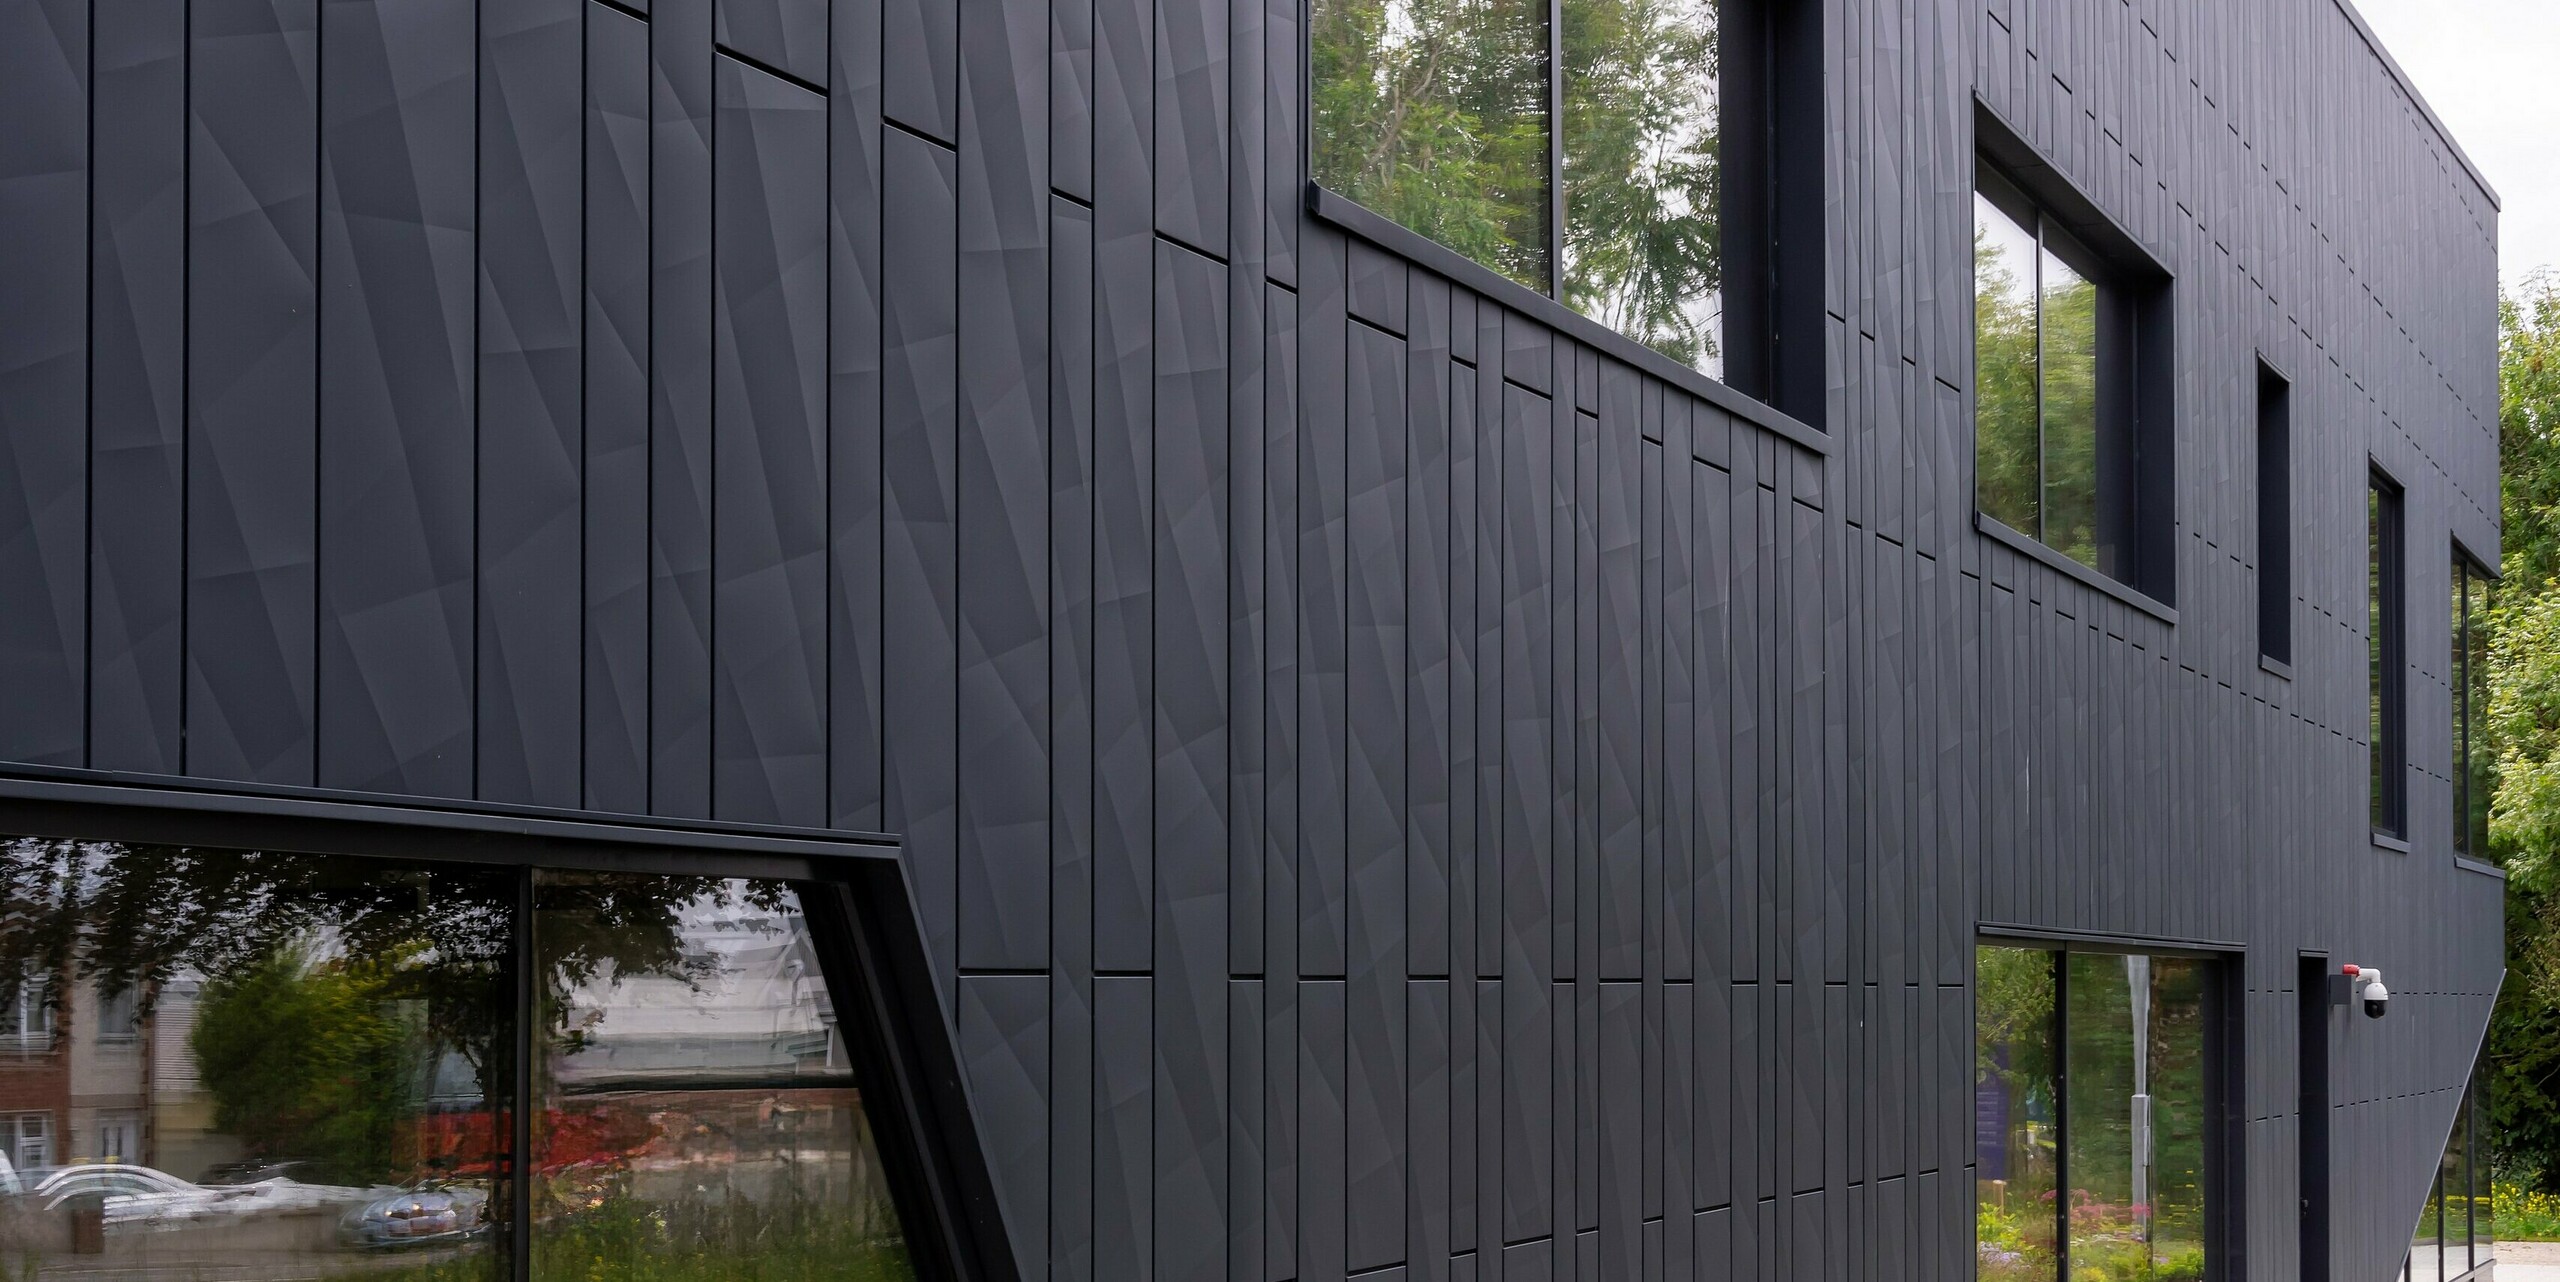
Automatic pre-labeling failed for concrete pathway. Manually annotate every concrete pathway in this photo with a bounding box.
[2494,1239,2560,1280]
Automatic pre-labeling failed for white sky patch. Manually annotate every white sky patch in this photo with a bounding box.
[2350,0,2560,296]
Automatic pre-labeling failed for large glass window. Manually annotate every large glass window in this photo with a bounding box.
[1973,173,2118,575]
[0,834,921,1282]
[2374,471,2408,838]
[1976,943,2218,1282]
[2453,551,2495,859]
[1311,0,1728,372]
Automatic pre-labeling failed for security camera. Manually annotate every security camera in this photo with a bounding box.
[2345,965,2389,1019]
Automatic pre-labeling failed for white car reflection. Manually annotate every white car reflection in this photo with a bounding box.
[28,1164,386,1228]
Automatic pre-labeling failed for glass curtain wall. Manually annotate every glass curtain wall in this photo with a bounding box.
[1976,944,2214,1282]
[1311,0,1727,371]
[0,834,919,1282]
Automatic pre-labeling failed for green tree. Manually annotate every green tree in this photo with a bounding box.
[1311,0,1552,290]
[1974,213,2040,535]
[2479,270,2560,1188]
[190,944,417,1184]
[1559,0,1721,365]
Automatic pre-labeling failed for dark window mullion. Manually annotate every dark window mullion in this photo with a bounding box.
[2032,214,2047,545]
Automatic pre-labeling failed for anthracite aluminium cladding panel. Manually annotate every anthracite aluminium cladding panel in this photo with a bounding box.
[0,0,2504,1278]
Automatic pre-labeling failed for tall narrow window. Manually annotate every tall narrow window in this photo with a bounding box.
[2258,363,2292,663]
[1972,159,2170,597]
[2453,550,2495,860]
[2372,470,2407,838]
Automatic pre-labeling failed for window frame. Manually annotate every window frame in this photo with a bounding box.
[1970,102,2177,609]
[0,766,1022,1282]
[2258,359,2294,668]
[1302,0,1826,422]
[2373,467,2409,842]
[1973,930,2247,1282]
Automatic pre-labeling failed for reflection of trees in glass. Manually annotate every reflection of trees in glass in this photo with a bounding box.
[2064,953,2140,1278]
[2146,959,2210,1281]
[1977,948,2214,1282]
[1975,946,2058,1282]
[1975,203,2039,536]
[193,944,429,1185]
[1311,0,1551,291]
[1561,0,1720,368]
[0,839,756,1171]
[1974,192,2103,571]
[2040,249,2100,567]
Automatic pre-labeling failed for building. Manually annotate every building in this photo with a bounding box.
[0,0,2503,1277]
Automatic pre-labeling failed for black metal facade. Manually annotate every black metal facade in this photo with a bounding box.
[0,0,2505,1277]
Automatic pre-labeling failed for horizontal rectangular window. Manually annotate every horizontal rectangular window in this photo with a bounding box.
[0,834,923,1281]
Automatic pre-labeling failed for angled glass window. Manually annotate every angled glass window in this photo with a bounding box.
[0,833,929,1282]
[2408,1065,2488,1281]
[1312,0,1728,373]
[530,873,911,1280]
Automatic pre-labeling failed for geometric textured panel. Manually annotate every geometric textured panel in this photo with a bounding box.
[186,0,319,785]
[89,0,189,773]
[712,54,827,825]
[477,0,585,808]
[0,0,89,765]
[316,0,476,797]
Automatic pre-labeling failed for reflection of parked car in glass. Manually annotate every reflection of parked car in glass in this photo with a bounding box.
[337,1182,490,1250]
[197,1160,320,1187]
[30,1164,198,1212]
[24,1163,383,1227]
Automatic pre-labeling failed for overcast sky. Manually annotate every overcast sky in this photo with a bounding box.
[2351,0,2560,294]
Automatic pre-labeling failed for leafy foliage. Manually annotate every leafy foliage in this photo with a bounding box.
[2484,271,2560,1193]
[1311,0,1551,289]
[1310,0,1726,366]
[191,944,420,1184]
[1559,0,1721,365]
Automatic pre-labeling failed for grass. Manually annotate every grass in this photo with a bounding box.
[308,1196,918,1282]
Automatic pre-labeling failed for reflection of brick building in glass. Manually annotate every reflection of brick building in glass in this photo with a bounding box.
[0,975,149,1176]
